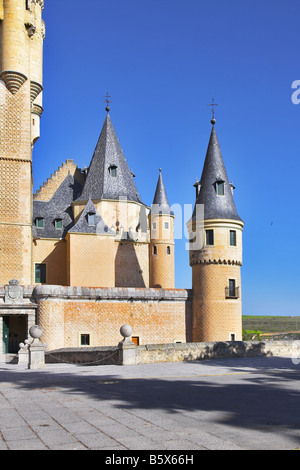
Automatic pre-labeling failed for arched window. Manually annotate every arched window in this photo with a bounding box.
[153,245,157,255]
[167,246,171,255]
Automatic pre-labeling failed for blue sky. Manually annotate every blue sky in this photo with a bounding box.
[33,0,300,315]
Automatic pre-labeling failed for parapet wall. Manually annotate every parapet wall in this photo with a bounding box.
[135,340,300,364]
[44,340,300,366]
[34,285,193,350]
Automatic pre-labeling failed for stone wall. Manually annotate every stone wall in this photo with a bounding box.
[35,285,192,350]
[43,340,300,366]
[45,346,119,366]
[135,340,300,364]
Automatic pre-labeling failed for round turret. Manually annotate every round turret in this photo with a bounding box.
[149,169,175,289]
[188,122,244,342]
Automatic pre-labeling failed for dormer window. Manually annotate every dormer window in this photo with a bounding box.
[216,180,225,196]
[87,212,95,226]
[55,219,63,230]
[109,165,117,177]
[35,217,44,228]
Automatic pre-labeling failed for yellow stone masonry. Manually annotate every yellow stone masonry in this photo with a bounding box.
[0,0,45,285]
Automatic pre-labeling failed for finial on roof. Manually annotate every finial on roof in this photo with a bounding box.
[104,91,112,112]
[208,97,218,125]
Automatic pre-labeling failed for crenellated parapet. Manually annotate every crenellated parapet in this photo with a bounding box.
[190,254,242,266]
[34,159,85,202]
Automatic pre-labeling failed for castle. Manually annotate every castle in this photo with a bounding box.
[0,0,244,354]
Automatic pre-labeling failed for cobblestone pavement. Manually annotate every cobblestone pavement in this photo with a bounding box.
[0,356,299,450]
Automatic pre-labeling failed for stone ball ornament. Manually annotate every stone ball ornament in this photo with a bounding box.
[120,324,132,339]
[29,325,43,340]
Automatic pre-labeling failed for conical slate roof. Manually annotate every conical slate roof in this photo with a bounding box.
[193,124,243,222]
[78,113,143,204]
[151,169,173,215]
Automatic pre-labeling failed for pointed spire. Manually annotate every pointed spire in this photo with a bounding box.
[151,169,173,215]
[193,122,242,222]
[78,113,143,204]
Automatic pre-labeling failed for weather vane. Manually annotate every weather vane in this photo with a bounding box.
[208,98,219,123]
[104,92,112,112]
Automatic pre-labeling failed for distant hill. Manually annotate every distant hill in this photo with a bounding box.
[242,316,300,340]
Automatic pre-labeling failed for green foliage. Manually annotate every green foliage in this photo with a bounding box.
[242,329,262,341]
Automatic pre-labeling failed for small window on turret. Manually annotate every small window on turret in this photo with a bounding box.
[167,246,171,255]
[216,181,225,196]
[206,229,214,246]
[109,165,117,177]
[153,245,157,255]
[230,230,236,246]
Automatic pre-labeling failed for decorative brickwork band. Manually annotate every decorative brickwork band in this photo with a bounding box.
[189,254,242,266]
[0,71,27,95]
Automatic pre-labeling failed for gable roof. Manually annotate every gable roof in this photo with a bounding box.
[69,198,115,235]
[77,113,144,204]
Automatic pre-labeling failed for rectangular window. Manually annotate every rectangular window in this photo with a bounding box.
[55,219,63,229]
[164,222,169,229]
[35,264,46,284]
[36,218,44,228]
[229,279,236,297]
[109,166,117,177]
[216,181,225,195]
[132,336,139,346]
[152,222,156,230]
[81,334,90,346]
[206,229,214,246]
[230,230,236,246]
[88,213,95,226]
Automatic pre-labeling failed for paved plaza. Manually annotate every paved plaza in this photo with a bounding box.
[0,355,299,451]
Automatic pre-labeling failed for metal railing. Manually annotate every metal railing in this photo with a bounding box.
[225,286,240,299]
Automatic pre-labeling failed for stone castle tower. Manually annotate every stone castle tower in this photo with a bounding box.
[149,169,175,289]
[0,0,45,285]
[188,118,244,342]
[0,1,245,352]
